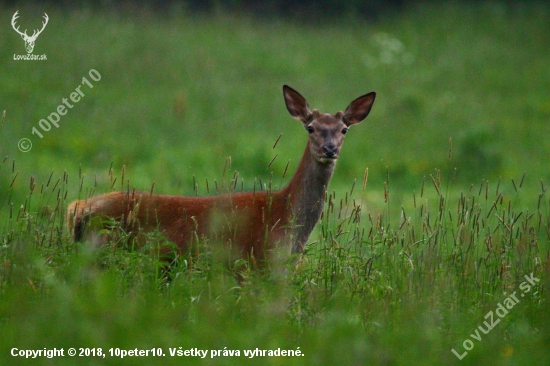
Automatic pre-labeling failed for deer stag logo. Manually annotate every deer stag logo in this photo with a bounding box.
[11,11,49,54]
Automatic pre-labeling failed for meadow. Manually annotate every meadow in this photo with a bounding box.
[1,2,549,365]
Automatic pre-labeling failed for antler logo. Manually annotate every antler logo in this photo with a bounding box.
[11,11,49,54]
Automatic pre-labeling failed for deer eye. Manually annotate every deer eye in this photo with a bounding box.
[342,128,348,135]
[306,126,314,133]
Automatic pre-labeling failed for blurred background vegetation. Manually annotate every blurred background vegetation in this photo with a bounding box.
[1,0,548,214]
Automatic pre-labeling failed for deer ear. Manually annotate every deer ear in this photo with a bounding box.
[343,92,376,126]
[283,85,312,123]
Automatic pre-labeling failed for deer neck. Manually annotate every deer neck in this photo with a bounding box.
[280,141,336,253]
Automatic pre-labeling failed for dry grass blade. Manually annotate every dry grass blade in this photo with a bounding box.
[267,154,278,169]
[362,168,368,192]
[272,133,283,149]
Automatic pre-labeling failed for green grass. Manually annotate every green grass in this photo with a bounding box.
[1,162,549,365]
[1,2,550,365]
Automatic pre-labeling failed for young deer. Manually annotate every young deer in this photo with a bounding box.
[67,85,375,262]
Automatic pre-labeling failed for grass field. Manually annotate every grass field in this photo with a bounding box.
[1,2,550,365]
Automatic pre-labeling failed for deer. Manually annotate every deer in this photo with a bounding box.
[67,85,375,265]
[11,11,49,54]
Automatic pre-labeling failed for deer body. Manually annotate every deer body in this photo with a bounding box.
[67,86,375,261]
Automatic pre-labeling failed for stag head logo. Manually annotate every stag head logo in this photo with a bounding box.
[11,11,49,54]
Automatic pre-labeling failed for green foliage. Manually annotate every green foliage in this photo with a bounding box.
[455,128,503,182]
[2,2,550,205]
[0,165,549,365]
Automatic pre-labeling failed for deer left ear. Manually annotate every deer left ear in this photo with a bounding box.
[283,85,313,123]
[343,92,376,126]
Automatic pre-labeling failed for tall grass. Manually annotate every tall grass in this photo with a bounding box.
[1,155,549,365]
[1,2,550,365]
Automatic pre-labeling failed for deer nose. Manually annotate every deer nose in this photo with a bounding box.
[322,144,337,158]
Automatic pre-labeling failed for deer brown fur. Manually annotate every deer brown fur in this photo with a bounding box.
[67,85,375,262]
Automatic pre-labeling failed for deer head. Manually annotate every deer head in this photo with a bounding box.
[11,11,49,54]
[283,85,376,164]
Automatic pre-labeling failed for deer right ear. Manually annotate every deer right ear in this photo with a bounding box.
[343,92,376,126]
[283,85,312,123]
